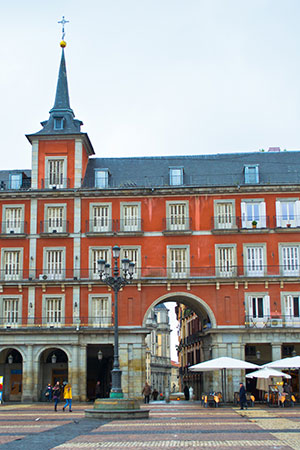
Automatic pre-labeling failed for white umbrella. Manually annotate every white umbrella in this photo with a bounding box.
[246,367,291,379]
[264,356,300,369]
[189,357,260,402]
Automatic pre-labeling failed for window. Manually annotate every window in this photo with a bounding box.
[276,199,300,228]
[244,165,259,184]
[168,246,189,278]
[120,247,140,278]
[46,206,64,233]
[121,203,141,232]
[46,158,66,188]
[2,297,20,327]
[91,204,111,233]
[241,200,266,228]
[214,201,235,229]
[216,245,236,277]
[89,295,111,327]
[283,295,300,320]
[54,117,64,130]
[90,248,110,279]
[95,170,109,188]
[244,245,265,277]
[9,174,22,190]
[45,297,62,327]
[2,250,22,280]
[247,294,270,323]
[169,167,183,186]
[280,245,300,276]
[166,201,189,231]
[3,206,23,234]
[44,249,64,280]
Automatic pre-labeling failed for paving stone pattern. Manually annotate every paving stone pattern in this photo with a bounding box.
[0,402,299,449]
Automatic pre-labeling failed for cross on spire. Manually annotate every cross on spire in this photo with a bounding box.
[58,16,69,40]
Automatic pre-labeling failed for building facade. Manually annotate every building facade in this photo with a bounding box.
[1,42,300,402]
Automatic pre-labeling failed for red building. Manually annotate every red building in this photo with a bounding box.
[0,41,300,401]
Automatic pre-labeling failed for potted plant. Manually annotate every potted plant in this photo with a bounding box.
[287,223,291,228]
[252,220,257,229]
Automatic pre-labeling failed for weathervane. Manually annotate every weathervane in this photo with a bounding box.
[58,16,69,41]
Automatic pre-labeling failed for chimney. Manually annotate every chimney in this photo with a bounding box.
[268,147,280,152]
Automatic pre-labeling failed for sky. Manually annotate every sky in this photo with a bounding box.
[1,0,300,171]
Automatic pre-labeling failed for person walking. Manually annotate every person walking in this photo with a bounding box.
[52,381,61,412]
[45,383,52,402]
[62,382,72,412]
[142,382,151,404]
[184,385,190,401]
[239,382,247,410]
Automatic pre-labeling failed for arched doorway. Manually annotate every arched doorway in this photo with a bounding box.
[86,344,113,400]
[39,348,68,401]
[0,348,23,401]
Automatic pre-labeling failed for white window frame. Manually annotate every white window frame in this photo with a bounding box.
[9,173,22,190]
[2,204,25,234]
[88,294,112,327]
[120,246,141,279]
[244,165,259,184]
[1,248,23,281]
[214,200,236,229]
[53,116,64,130]
[0,295,22,328]
[167,245,190,279]
[43,247,65,280]
[45,156,67,189]
[89,247,111,280]
[241,199,266,229]
[279,244,300,276]
[166,201,189,231]
[281,292,300,326]
[244,244,266,277]
[42,294,65,327]
[89,203,112,233]
[246,293,270,327]
[276,199,300,228]
[215,244,237,277]
[169,167,183,186]
[44,203,66,233]
[120,202,141,232]
[95,169,109,188]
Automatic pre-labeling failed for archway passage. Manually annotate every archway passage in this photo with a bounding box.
[0,348,23,402]
[86,344,113,401]
[39,348,68,401]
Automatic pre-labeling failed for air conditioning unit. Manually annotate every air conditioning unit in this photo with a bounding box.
[270,319,282,327]
[39,274,48,280]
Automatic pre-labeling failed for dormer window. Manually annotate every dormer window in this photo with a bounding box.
[54,117,64,131]
[9,173,22,190]
[244,165,259,184]
[169,167,183,186]
[95,169,109,188]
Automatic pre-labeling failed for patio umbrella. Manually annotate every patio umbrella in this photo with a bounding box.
[246,367,291,379]
[264,356,300,395]
[189,357,260,402]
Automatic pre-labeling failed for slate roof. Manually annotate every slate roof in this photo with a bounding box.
[0,170,31,190]
[82,150,300,189]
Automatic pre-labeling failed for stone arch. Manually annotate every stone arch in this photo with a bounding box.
[142,291,217,328]
[37,346,70,401]
[0,347,24,402]
[35,345,72,364]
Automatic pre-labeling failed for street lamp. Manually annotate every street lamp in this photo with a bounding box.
[8,354,13,365]
[97,350,103,361]
[51,354,57,364]
[98,245,135,398]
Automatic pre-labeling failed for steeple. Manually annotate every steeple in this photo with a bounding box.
[49,48,73,116]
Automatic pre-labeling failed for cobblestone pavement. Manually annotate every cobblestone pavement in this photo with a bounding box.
[0,402,299,449]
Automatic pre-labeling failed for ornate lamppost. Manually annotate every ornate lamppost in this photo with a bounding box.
[98,245,135,398]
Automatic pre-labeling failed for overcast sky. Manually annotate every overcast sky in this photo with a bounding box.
[1,0,300,170]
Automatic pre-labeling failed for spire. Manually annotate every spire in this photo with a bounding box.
[49,48,73,116]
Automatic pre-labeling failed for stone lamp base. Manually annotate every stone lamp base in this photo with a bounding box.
[85,398,150,420]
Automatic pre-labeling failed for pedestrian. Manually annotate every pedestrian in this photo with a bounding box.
[189,386,194,401]
[95,381,101,399]
[52,381,61,412]
[239,382,247,410]
[142,382,151,404]
[45,383,52,402]
[152,388,159,401]
[62,382,72,412]
[184,385,190,401]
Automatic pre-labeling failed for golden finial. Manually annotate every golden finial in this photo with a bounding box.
[60,41,67,48]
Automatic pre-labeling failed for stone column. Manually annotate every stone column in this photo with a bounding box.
[69,346,80,401]
[78,345,87,401]
[272,344,282,362]
[22,345,33,402]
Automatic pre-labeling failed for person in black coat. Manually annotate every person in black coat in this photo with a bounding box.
[239,382,247,410]
[184,385,190,401]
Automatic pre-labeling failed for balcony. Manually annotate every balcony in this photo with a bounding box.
[162,217,192,235]
[245,314,300,328]
[39,220,70,237]
[0,315,113,330]
[274,215,300,232]
[116,219,144,235]
[85,219,115,236]
[41,178,70,189]
[0,221,28,237]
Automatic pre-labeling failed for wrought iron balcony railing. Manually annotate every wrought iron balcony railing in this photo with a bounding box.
[116,218,144,233]
[39,220,70,234]
[85,219,116,234]
[163,217,192,232]
[0,221,28,235]
[41,178,70,189]
[0,316,113,329]
[245,314,300,328]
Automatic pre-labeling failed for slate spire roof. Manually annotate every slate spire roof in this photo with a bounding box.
[49,48,73,116]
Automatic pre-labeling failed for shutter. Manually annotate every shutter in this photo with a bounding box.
[241,202,246,228]
[285,295,293,318]
[248,297,253,318]
[276,201,281,227]
[264,295,270,318]
[244,166,249,183]
[295,201,300,227]
[259,202,266,228]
